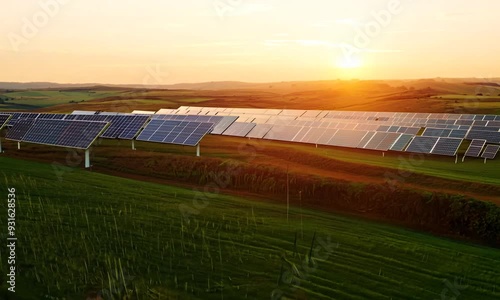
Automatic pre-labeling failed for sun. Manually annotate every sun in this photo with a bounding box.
[336,56,362,69]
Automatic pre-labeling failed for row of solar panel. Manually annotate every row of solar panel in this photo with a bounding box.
[136,120,214,146]
[2,112,150,140]
[5,119,109,149]
[2,114,215,148]
[464,140,500,159]
[4,112,238,140]
[171,106,500,122]
[151,114,237,134]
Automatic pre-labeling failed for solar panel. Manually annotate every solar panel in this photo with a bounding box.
[64,115,150,139]
[405,136,439,154]
[210,116,238,134]
[448,129,468,138]
[362,132,401,151]
[5,119,36,141]
[375,133,402,151]
[431,138,463,156]
[481,145,500,159]
[132,110,156,115]
[221,122,256,137]
[363,132,388,150]
[136,120,214,146]
[36,113,67,120]
[246,124,273,139]
[72,110,98,115]
[8,119,109,149]
[405,127,421,135]
[155,109,178,114]
[422,128,452,137]
[292,127,312,142]
[357,131,376,148]
[264,125,303,142]
[328,130,369,148]
[390,134,414,151]
[117,115,151,139]
[466,130,500,143]
[316,129,338,145]
[300,127,328,144]
[0,114,12,130]
[280,109,306,117]
[464,139,486,157]
[153,115,237,135]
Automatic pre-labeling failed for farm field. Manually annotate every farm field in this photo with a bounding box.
[0,89,123,110]
[1,157,500,299]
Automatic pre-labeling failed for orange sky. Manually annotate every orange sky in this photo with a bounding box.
[1,0,499,84]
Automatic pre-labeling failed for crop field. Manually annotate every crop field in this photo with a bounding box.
[0,90,123,110]
[1,157,500,299]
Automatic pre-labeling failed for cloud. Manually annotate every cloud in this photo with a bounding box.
[310,19,361,28]
[434,12,472,21]
[233,3,273,16]
[264,39,341,48]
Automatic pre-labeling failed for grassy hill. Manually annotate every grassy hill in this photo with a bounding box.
[0,157,499,299]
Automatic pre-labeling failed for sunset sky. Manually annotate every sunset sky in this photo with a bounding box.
[1,0,499,84]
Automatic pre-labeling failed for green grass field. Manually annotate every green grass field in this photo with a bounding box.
[0,90,122,110]
[1,157,499,299]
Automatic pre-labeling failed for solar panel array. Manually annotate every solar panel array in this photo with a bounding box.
[151,114,237,135]
[136,120,214,146]
[151,106,500,159]
[65,114,150,139]
[482,145,500,159]
[4,107,500,160]
[6,119,109,149]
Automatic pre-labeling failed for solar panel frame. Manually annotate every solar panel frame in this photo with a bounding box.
[8,119,109,149]
[466,130,500,143]
[375,132,402,151]
[328,130,369,148]
[357,131,376,148]
[300,127,328,144]
[405,136,439,154]
[481,145,500,159]
[430,138,463,156]
[222,122,256,137]
[117,115,151,140]
[0,114,12,130]
[136,120,214,146]
[390,134,414,151]
[5,119,36,141]
[246,124,274,139]
[464,139,486,157]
